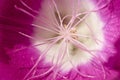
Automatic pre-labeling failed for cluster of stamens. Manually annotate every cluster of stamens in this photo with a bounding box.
[58,25,78,41]
[13,0,111,80]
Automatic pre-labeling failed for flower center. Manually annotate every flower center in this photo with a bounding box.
[32,0,105,72]
[15,0,110,79]
[59,25,77,41]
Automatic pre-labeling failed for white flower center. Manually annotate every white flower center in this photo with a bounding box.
[15,0,110,79]
[32,0,105,72]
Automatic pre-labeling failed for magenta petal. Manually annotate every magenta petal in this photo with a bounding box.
[0,0,120,80]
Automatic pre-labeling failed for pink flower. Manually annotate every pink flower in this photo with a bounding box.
[0,0,120,80]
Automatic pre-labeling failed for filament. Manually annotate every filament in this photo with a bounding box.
[27,66,55,80]
[19,0,39,14]
[66,41,95,78]
[14,5,35,18]
[31,24,58,34]
[23,36,63,80]
[52,0,64,30]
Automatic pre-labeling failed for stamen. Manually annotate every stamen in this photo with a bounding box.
[67,3,97,30]
[84,21,99,44]
[32,24,58,34]
[18,31,61,42]
[14,5,35,18]
[70,37,106,78]
[51,39,67,79]
[70,38,102,63]
[23,36,63,80]
[52,0,62,23]
[35,15,60,32]
[70,38,92,53]
[19,32,38,41]
[66,41,95,78]
[48,1,60,28]
[31,67,37,77]
[52,0,64,30]
[27,66,55,80]
[15,4,59,33]
[92,57,106,79]
[66,0,80,29]
[67,16,76,30]
[55,40,67,71]
[13,42,47,53]
[74,0,111,22]
[54,39,66,65]
[19,0,39,14]
[71,13,90,29]
[76,11,92,18]
[71,33,90,38]
[61,15,72,25]
[14,31,59,52]
[95,0,111,11]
